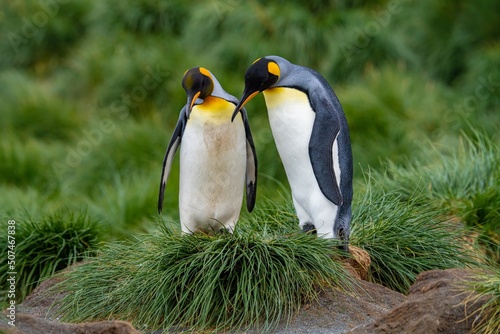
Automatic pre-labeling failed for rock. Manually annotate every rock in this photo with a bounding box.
[17,273,66,319]
[349,269,487,334]
[0,313,140,334]
[1,271,140,334]
[269,279,407,334]
[0,314,140,334]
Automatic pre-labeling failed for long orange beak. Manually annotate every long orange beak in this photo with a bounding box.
[186,91,201,119]
[231,90,259,122]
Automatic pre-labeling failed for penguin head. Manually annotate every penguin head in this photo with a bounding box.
[182,67,214,118]
[232,57,280,121]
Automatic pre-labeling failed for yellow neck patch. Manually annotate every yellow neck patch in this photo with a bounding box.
[191,96,236,124]
[263,87,308,109]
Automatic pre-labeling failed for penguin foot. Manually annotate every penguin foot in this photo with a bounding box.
[337,227,350,256]
[302,223,317,235]
[337,242,349,255]
[217,227,233,236]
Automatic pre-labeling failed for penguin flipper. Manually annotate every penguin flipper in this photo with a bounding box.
[308,99,343,206]
[158,108,187,213]
[241,108,258,212]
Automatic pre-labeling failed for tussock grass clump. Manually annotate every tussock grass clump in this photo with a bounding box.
[466,266,500,334]
[351,176,475,293]
[374,131,500,263]
[54,220,354,332]
[0,211,100,302]
[380,132,499,205]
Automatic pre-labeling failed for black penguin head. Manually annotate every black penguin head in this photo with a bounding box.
[182,67,214,117]
[232,57,280,121]
[244,57,281,93]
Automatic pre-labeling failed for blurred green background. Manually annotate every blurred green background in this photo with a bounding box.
[0,0,499,238]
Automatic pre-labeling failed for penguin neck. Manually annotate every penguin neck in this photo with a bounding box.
[262,87,309,110]
[262,86,314,143]
[261,86,317,200]
[191,96,236,124]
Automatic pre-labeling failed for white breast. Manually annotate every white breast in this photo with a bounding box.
[263,87,340,237]
[179,101,246,233]
[263,88,316,193]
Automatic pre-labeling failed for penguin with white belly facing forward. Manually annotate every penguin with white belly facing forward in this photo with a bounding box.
[158,67,257,234]
[232,56,352,252]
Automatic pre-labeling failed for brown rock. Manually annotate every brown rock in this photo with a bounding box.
[269,278,407,333]
[0,313,140,334]
[349,269,487,334]
[1,270,140,334]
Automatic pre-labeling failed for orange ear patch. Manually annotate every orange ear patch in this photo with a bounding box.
[268,62,280,77]
[199,67,211,78]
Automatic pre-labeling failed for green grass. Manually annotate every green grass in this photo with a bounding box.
[340,66,454,170]
[0,71,86,141]
[371,131,500,263]
[377,132,499,204]
[0,137,54,190]
[465,266,500,334]
[61,116,167,195]
[456,42,500,134]
[351,176,477,293]
[50,182,482,331]
[53,214,354,333]
[394,0,499,84]
[85,172,162,238]
[0,1,91,69]
[0,0,499,330]
[89,0,188,36]
[0,210,101,302]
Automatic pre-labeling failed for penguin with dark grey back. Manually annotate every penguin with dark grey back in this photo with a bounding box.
[232,56,352,252]
[158,67,257,234]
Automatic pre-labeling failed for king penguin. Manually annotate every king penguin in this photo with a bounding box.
[232,56,352,252]
[158,67,257,234]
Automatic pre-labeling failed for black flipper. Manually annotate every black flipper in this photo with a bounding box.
[158,107,187,213]
[308,94,343,206]
[240,107,258,212]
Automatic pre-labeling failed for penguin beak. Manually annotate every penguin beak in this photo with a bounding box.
[186,91,201,119]
[231,90,259,122]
